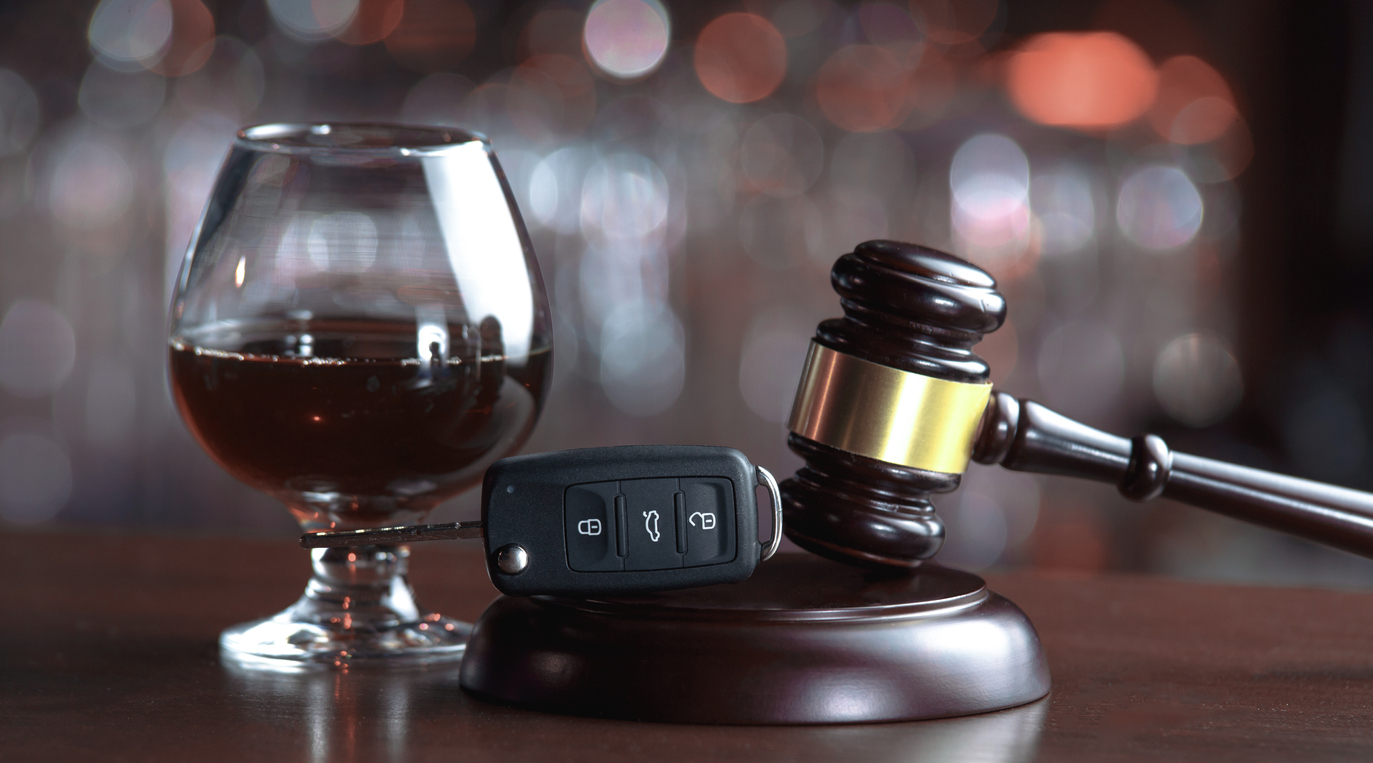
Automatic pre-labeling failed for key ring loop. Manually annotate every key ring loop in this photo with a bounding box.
[756,466,783,562]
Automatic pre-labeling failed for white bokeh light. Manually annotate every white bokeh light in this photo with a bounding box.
[600,300,685,416]
[88,0,173,71]
[308,212,380,273]
[1153,332,1243,427]
[267,0,358,41]
[1116,165,1204,250]
[581,152,669,243]
[531,146,595,234]
[583,0,671,80]
[49,138,134,230]
[0,301,77,398]
[950,134,1032,259]
[1031,169,1096,254]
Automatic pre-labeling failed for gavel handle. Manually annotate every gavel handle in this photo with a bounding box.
[973,391,1373,559]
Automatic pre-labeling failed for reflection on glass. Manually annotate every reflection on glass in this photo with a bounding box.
[169,123,552,666]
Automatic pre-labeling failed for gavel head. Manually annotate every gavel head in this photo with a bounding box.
[781,240,1006,569]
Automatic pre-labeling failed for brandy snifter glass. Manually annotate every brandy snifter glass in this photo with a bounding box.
[169,124,552,667]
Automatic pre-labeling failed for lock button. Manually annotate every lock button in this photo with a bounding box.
[564,481,622,571]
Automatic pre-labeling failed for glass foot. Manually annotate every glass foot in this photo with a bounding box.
[220,544,471,669]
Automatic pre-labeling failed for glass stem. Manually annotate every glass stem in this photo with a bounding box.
[289,545,422,630]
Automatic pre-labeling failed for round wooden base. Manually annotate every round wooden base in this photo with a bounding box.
[459,554,1050,724]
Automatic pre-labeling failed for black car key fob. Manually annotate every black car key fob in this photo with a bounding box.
[300,445,782,597]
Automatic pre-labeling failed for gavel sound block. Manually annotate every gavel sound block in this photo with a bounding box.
[464,240,1373,724]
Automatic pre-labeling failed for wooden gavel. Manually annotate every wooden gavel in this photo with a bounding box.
[782,240,1373,569]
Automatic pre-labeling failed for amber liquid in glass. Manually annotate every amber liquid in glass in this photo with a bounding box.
[170,318,550,530]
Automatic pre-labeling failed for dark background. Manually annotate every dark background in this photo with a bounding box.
[1,0,1371,588]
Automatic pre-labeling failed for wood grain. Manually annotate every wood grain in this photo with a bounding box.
[3,529,1373,761]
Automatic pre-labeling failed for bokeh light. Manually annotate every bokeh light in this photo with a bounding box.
[912,0,1001,45]
[307,212,379,273]
[950,133,1031,262]
[1116,165,1203,250]
[510,55,597,142]
[172,37,266,118]
[0,301,77,398]
[383,0,476,73]
[79,63,166,127]
[88,0,173,72]
[580,153,670,245]
[48,137,134,230]
[740,113,824,197]
[0,427,72,525]
[150,0,214,76]
[583,0,670,81]
[770,0,836,39]
[858,2,923,50]
[1149,55,1238,145]
[1031,169,1096,254]
[1006,32,1157,130]
[1153,332,1243,426]
[530,146,596,234]
[332,0,404,45]
[814,45,910,132]
[599,300,685,417]
[1037,321,1125,422]
[267,0,354,41]
[695,13,787,104]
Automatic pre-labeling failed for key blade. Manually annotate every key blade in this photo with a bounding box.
[300,521,485,549]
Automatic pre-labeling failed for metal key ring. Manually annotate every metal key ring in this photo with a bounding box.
[756,466,782,562]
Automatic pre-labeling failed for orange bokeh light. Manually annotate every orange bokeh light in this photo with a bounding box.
[1149,55,1237,144]
[330,0,405,46]
[1006,32,1157,130]
[151,0,215,77]
[814,45,910,132]
[694,13,787,104]
[384,0,477,73]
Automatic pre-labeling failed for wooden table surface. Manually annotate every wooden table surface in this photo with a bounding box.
[4,529,1373,762]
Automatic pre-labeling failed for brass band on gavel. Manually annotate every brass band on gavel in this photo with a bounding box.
[787,341,992,476]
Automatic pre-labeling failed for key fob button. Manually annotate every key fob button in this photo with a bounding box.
[621,478,684,571]
[564,481,623,572]
[682,477,736,567]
